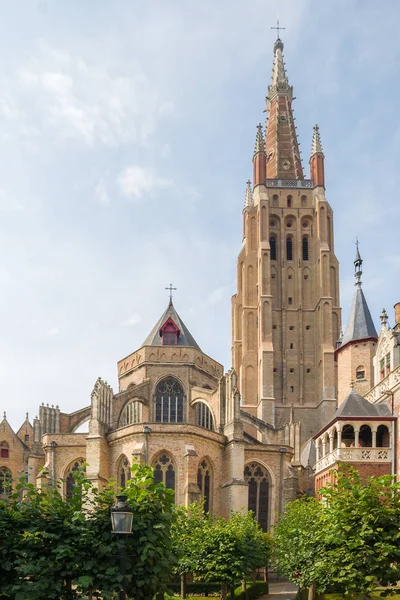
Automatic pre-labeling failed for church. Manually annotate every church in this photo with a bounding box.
[1,35,399,531]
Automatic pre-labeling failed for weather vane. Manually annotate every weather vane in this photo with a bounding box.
[165,283,177,302]
[271,17,285,39]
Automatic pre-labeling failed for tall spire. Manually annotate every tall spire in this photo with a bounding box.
[264,37,304,180]
[340,244,378,348]
[254,123,265,154]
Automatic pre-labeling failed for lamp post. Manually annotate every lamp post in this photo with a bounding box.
[111,495,134,600]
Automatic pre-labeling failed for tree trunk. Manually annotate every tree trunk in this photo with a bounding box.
[242,579,247,591]
[308,581,316,600]
[180,573,186,598]
[221,582,228,600]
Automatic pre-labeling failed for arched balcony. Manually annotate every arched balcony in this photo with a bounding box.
[315,421,392,473]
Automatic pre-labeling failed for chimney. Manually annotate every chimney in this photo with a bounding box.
[394,302,400,327]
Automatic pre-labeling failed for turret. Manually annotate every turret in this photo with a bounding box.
[253,124,266,187]
[309,124,325,188]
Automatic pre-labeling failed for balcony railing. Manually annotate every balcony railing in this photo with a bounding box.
[365,364,400,403]
[266,178,314,188]
[315,447,391,474]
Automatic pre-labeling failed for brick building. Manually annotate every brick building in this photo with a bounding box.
[1,34,398,525]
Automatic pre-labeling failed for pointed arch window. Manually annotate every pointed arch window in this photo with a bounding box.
[197,458,212,513]
[125,400,142,425]
[302,236,309,261]
[244,462,270,531]
[270,236,276,261]
[286,236,293,261]
[0,467,12,495]
[65,459,85,499]
[117,456,131,489]
[152,453,176,497]
[196,402,214,431]
[155,377,184,423]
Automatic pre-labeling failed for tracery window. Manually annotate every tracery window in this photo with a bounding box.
[152,453,175,497]
[155,377,184,423]
[125,400,142,425]
[196,402,214,431]
[0,442,9,459]
[197,458,212,513]
[270,236,276,261]
[65,459,85,499]
[286,236,293,261]
[244,462,270,532]
[0,467,12,495]
[117,456,131,489]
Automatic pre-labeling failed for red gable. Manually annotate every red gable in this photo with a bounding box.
[160,317,180,337]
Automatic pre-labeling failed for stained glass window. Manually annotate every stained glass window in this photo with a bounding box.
[244,462,270,531]
[155,377,184,423]
[65,460,85,499]
[152,453,175,498]
[197,458,212,513]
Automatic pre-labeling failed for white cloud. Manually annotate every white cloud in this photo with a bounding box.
[123,313,142,326]
[12,45,173,146]
[117,165,172,200]
[46,328,59,336]
[94,177,110,207]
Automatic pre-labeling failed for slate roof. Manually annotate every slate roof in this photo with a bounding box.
[335,389,391,418]
[341,283,378,347]
[142,301,201,351]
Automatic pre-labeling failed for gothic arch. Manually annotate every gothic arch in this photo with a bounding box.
[64,458,85,499]
[302,267,312,308]
[116,454,131,489]
[152,451,176,498]
[193,400,214,431]
[323,302,330,343]
[244,365,256,404]
[271,266,279,309]
[330,266,337,304]
[250,216,257,251]
[153,376,185,423]
[118,397,146,427]
[261,205,267,241]
[197,456,213,513]
[244,460,273,531]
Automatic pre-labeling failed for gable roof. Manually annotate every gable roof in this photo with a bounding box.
[142,301,201,351]
[341,284,378,347]
[335,389,391,418]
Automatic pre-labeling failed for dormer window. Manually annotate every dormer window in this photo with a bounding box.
[160,317,180,346]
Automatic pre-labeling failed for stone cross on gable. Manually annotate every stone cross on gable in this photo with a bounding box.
[165,283,177,302]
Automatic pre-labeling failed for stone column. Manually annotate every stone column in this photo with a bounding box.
[322,438,327,457]
[371,428,377,448]
[337,428,342,458]
[329,434,334,454]
[354,428,359,448]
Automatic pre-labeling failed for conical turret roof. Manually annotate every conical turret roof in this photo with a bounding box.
[142,300,201,350]
[341,247,378,347]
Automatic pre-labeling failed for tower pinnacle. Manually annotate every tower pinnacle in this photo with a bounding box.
[309,124,325,187]
[254,123,265,154]
[264,37,303,179]
[311,124,323,154]
[244,180,253,208]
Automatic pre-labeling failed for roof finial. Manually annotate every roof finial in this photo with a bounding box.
[354,238,362,285]
[311,124,323,155]
[271,17,285,52]
[244,180,253,208]
[3,411,6,419]
[254,123,265,154]
[380,308,388,328]
[165,283,177,305]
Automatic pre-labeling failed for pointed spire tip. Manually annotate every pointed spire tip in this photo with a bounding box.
[311,124,323,155]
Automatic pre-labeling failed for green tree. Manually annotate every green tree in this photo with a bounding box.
[193,512,271,600]
[272,496,323,594]
[320,467,400,595]
[0,461,176,600]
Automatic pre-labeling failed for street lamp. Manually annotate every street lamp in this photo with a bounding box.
[111,495,133,600]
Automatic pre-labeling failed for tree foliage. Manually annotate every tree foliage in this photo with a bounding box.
[0,461,176,600]
[273,467,400,595]
[172,506,271,599]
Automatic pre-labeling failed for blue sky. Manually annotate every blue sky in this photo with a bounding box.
[1,0,400,430]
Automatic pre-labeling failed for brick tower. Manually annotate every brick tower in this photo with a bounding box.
[232,36,341,443]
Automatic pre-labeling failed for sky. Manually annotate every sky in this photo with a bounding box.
[1,0,400,430]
